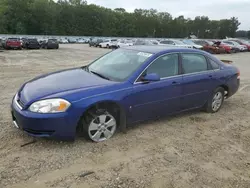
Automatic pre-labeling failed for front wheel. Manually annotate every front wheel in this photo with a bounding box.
[79,109,117,142]
[205,87,225,113]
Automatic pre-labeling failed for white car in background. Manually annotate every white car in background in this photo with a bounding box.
[77,38,86,43]
[116,39,134,48]
[99,39,118,48]
[223,40,248,52]
[182,39,203,49]
[159,39,193,48]
[59,38,69,44]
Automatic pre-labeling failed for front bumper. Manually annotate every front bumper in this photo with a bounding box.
[27,44,40,49]
[11,98,78,140]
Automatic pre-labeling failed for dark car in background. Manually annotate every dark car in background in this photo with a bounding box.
[2,38,22,50]
[0,39,3,49]
[22,38,40,49]
[40,39,59,49]
[89,38,104,47]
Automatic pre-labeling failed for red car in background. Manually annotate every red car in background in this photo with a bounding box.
[231,40,250,51]
[192,40,225,54]
[2,38,22,50]
[212,41,235,53]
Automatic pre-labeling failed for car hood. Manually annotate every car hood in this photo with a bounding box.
[193,45,203,49]
[175,44,192,48]
[18,68,114,105]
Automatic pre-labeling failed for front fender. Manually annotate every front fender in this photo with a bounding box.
[71,87,132,118]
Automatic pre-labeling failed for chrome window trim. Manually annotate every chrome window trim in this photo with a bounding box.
[133,52,221,85]
[133,52,180,84]
[134,74,182,85]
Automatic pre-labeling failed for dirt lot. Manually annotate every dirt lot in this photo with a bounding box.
[0,44,250,188]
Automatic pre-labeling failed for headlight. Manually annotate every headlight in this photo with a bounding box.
[29,99,71,113]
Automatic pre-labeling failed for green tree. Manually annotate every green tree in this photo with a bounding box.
[0,0,242,38]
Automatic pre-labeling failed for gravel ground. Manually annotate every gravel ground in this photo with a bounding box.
[0,44,250,188]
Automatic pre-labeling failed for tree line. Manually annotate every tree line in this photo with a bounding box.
[0,0,248,39]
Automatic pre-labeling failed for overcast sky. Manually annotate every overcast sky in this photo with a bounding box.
[87,0,250,30]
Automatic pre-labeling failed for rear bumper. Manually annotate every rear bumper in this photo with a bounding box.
[47,44,59,49]
[6,45,22,49]
[11,98,78,140]
[227,78,240,98]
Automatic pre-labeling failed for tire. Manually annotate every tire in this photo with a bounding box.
[208,49,214,54]
[205,87,225,113]
[78,108,117,142]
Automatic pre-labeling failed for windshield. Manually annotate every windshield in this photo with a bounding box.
[8,38,19,41]
[87,49,152,81]
[230,41,240,45]
[223,41,232,45]
[173,40,185,45]
[182,39,195,45]
[206,41,214,45]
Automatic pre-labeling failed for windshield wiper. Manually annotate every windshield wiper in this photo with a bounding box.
[90,70,110,80]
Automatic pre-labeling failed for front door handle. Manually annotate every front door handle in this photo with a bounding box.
[209,75,213,78]
[172,81,180,85]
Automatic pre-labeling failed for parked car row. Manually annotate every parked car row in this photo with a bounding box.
[0,38,59,50]
[89,38,134,48]
[59,38,89,44]
[88,37,250,54]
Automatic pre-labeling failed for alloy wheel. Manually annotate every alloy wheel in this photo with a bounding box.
[212,92,223,111]
[88,113,116,142]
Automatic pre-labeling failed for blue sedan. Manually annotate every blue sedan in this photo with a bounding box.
[11,46,240,142]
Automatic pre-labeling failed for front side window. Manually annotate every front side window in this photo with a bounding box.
[88,49,152,81]
[181,53,208,74]
[146,53,179,78]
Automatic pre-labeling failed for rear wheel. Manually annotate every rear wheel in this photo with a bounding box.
[205,87,224,113]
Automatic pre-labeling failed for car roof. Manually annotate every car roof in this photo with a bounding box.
[123,45,203,54]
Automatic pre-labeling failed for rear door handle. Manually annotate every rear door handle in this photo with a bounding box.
[209,75,213,78]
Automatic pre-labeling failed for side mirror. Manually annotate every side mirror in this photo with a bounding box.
[141,73,160,82]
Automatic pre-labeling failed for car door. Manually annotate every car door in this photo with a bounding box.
[181,53,214,110]
[128,53,183,122]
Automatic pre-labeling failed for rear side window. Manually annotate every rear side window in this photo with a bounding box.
[209,59,220,69]
[181,53,208,74]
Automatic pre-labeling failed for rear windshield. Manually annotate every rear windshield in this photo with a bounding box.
[8,38,20,41]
